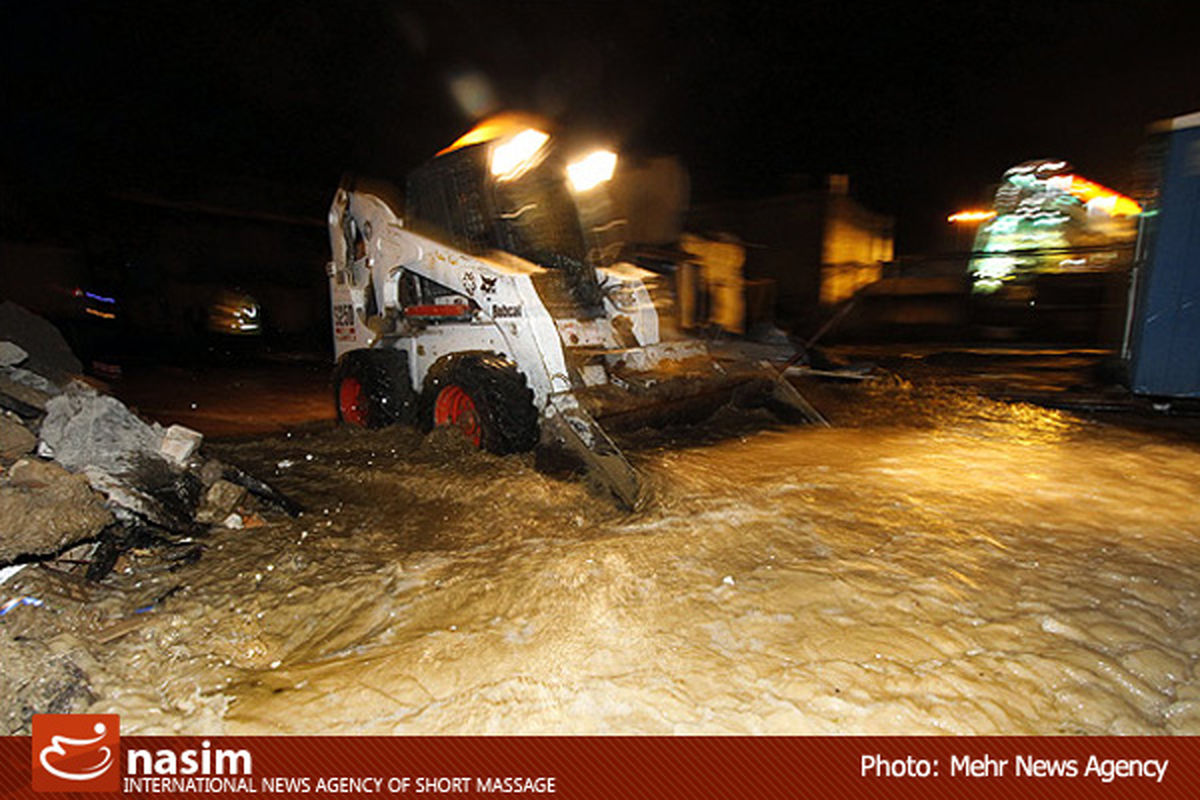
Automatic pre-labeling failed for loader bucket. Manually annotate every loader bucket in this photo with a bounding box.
[538,356,826,509]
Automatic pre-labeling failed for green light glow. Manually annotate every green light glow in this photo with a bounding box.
[968,159,1137,293]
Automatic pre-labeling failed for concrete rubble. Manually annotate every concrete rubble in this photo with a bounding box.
[0,304,301,733]
[194,479,249,525]
[0,307,300,564]
[40,391,167,475]
[0,341,29,368]
[0,459,113,563]
[0,416,35,459]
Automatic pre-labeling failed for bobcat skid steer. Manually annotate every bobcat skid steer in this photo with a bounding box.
[328,115,824,508]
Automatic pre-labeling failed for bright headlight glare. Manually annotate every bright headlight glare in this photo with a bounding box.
[567,149,617,192]
[489,128,549,181]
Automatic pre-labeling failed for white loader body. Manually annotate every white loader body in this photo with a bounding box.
[326,121,823,507]
[329,184,684,410]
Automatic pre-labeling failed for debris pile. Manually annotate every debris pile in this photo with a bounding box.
[0,458,112,564]
[0,302,299,732]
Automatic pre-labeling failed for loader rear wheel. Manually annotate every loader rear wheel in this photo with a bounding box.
[334,350,415,429]
[421,355,539,454]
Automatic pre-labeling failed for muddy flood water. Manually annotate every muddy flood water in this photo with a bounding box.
[76,375,1200,735]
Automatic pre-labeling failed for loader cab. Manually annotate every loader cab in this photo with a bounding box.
[405,142,589,266]
[405,116,624,315]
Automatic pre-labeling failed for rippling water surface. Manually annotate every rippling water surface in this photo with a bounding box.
[91,381,1200,735]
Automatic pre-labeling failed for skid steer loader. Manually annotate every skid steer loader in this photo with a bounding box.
[327,114,823,508]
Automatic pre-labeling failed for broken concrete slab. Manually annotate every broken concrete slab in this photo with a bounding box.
[0,341,28,367]
[160,424,203,467]
[36,387,215,534]
[0,302,81,384]
[195,479,248,525]
[0,459,113,563]
[83,466,202,536]
[0,415,36,459]
[198,457,225,487]
[0,373,53,418]
[1,365,64,396]
[40,389,165,475]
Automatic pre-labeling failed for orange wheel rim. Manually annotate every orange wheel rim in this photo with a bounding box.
[339,377,368,426]
[434,384,481,447]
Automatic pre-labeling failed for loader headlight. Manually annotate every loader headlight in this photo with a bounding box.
[489,128,549,181]
[566,149,617,193]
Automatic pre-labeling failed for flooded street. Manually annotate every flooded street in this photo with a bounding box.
[77,364,1200,736]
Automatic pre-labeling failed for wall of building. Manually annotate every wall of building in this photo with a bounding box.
[689,193,825,325]
[820,194,894,305]
[690,186,893,326]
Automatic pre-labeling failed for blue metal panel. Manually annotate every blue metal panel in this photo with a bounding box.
[1130,122,1200,397]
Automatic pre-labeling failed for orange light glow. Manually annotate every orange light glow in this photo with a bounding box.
[437,112,552,157]
[84,307,116,320]
[948,210,997,224]
[1051,175,1141,217]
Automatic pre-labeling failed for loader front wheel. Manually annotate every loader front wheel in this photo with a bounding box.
[334,349,414,428]
[421,355,539,454]
[433,384,482,448]
[338,375,369,426]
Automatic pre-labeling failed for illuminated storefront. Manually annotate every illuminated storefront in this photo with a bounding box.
[967,160,1140,293]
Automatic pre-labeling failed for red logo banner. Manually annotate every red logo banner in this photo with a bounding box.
[1,730,1197,799]
[30,714,120,793]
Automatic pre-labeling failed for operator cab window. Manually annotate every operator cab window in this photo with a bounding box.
[396,270,476,322]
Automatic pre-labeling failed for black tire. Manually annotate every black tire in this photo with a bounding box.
[333,349,415,428]
[419,353,539,454]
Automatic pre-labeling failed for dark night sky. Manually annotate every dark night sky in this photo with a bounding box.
[6,0,1200,252]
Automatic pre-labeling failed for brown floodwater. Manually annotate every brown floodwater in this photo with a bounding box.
[81,378,1200,735]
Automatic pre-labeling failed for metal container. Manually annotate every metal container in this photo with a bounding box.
[1125,111,1200,397]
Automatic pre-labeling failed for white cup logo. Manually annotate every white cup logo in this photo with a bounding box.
[38,722,114,781]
